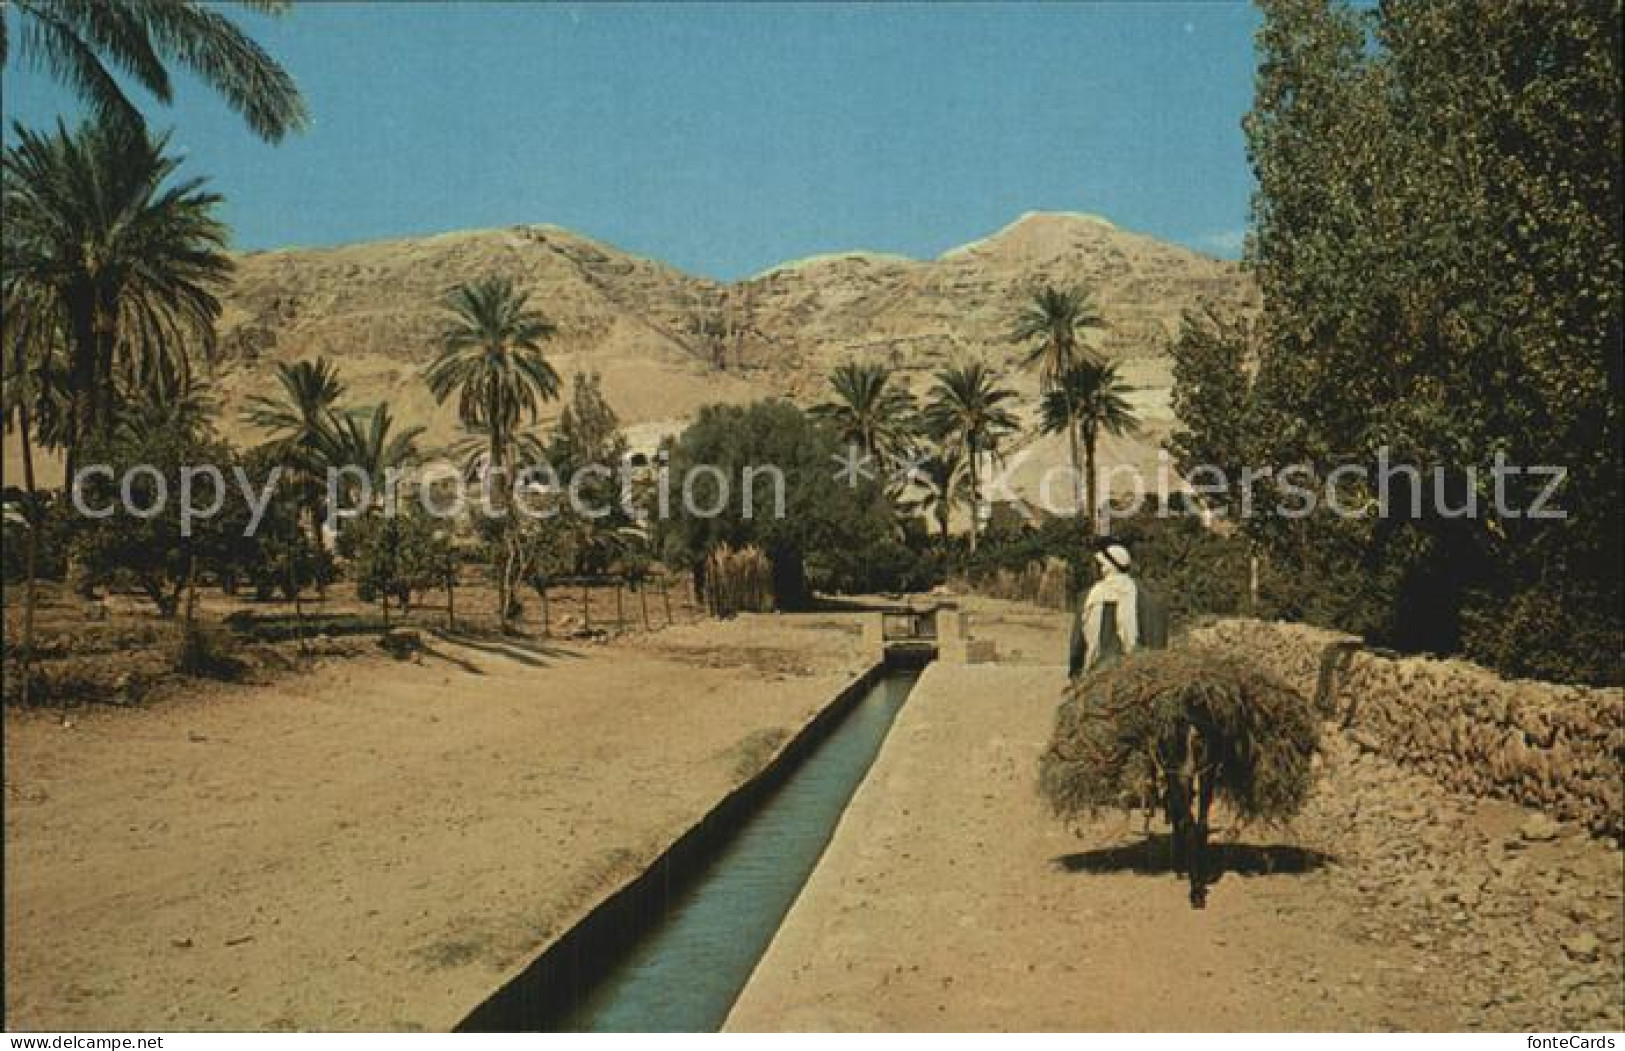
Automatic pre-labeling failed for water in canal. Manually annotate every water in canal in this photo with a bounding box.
[554,668,920,1032]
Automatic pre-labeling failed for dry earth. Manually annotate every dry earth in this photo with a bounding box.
[11,590,1615,1032]
[726,600,1625,1032]
[3,612,867,1031]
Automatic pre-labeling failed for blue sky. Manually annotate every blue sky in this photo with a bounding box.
[1,2,1262,279]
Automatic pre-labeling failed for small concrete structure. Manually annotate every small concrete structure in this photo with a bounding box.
[937,608,997,665]
[862,605,958,664]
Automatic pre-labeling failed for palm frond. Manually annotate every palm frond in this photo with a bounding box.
[1011,283,1108,389]
[429,276,561,481]
[812,360,918,461]
[1044,360,1140,441]
[4,116,233,457]
[3,0,307,142]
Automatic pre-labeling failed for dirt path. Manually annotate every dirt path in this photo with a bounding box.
[726,605,1623,1031]
[4,614,866,1031]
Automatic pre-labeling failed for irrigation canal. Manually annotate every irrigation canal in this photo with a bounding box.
[458,661,925,1032]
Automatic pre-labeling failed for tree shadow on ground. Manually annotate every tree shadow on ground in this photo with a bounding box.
[418,643,486,675]
[1055,834,1333,881]
[434,630,583,669]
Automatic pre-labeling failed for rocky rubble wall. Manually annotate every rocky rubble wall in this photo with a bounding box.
[1193,620,1625,840]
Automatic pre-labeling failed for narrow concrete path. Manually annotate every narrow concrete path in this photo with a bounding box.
[725,660,1457,1031]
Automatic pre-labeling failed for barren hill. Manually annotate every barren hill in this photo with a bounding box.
[6,213,1257,499]
[744,211,1250,388]
[213,212,1254,450]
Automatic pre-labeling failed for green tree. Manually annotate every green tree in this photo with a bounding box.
[3,118,233,474]
[0,0,307,142]
[1039,360,1138,534]
[117,354,217,446]
[546,371,642,583]
[0,291,59,706]
[340,508,454,623]
[319,399,424,622]
[448,421,548,484]
[668,400,893,608]
[1243,0,1622,680]
[245,357,346,452]
[72,420,233,618]
[1011,284,1107,387]
[428,277,560,494]
[922,362,1019,553]
[550,370,626,475]
[426,276,560,630]
[1167,306,1258,520]
[317,400,425,509]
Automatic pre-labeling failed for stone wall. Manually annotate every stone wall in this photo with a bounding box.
[1193,619,1624,840]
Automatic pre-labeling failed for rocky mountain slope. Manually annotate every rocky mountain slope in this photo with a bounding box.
[213,212,1255,459]
[5,212,1256,499]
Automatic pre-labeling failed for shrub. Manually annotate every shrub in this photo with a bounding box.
[1,493,71,584]
[340,509,455,611]
[245,530,334,602]
[808,535,943,595]
[173,620,243,680]
[959,517,1091,602]
[967,558,1071,609]
[1112,512,1250,627]
[960,513,1252,624]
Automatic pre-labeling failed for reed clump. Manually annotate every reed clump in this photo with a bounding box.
[704,543,773,618]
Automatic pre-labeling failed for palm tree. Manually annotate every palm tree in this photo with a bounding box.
[449,423,548,486]
[317,401,425,508]
[318,401,423,628]
[3,118,233,475]
[912,449,967,543]
[1012,283,1107,513]
[426,276,560,630]
[1011,283,1107,384]
[922,362,1020,553]
[1,314,71,461]
[0,0,307,142]
[244,356,346,547]
[1040,361,1138,534]
[245,358,346,447]
[812,361,916,464]
[428,277,560,491]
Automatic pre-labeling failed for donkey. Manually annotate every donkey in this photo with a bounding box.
[1156,721,1219,908]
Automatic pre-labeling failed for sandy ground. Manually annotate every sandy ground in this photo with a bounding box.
[3,612,867,1031]
[726,601,1624,1031]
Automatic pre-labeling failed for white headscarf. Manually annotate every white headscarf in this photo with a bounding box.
[1094,544,1132,575]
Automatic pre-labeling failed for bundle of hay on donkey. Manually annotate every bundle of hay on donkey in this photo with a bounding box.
[1040,644,1319,908]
